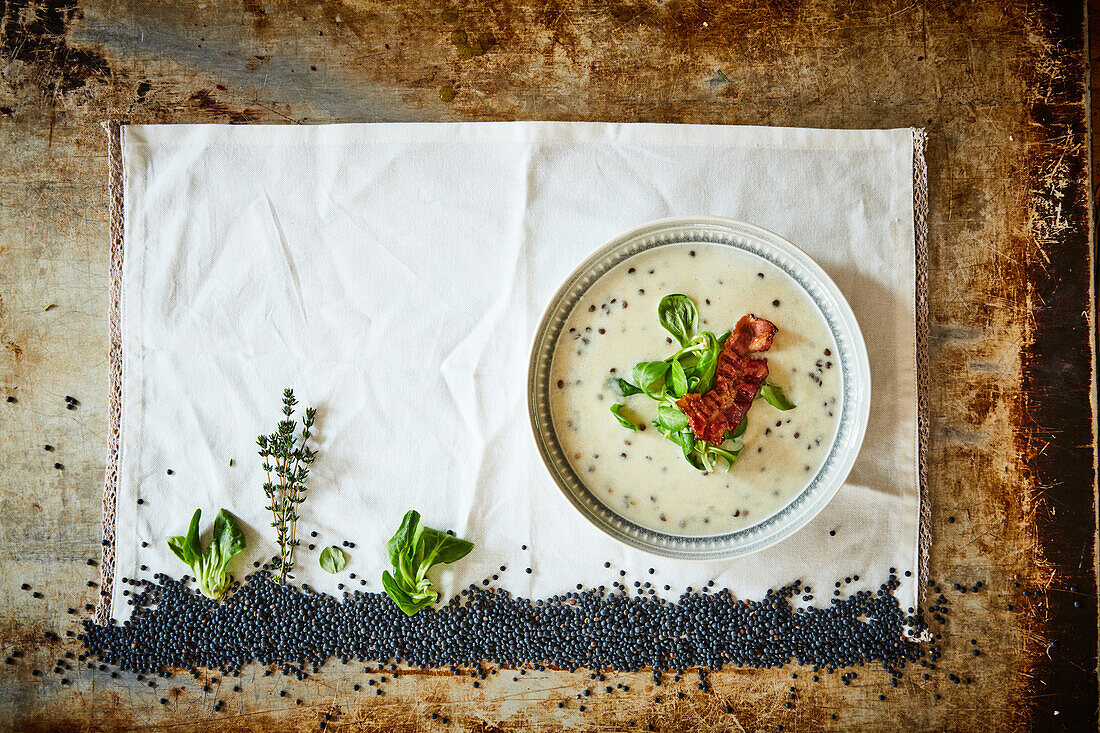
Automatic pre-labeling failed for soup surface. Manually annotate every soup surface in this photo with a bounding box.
[549,243,842,536]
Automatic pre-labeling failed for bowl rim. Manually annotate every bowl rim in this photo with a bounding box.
[526,215,872,560]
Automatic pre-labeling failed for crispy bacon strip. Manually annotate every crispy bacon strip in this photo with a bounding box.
[675,314,777,445]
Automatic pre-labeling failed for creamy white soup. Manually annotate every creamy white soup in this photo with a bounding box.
[549,243,841,536]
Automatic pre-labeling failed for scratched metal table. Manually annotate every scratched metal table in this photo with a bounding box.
[0,1,1095,731]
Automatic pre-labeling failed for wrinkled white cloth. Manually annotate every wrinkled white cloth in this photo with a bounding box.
[110,123,920,619]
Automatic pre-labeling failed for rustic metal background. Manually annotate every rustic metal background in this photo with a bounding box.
[0,0,1095,730]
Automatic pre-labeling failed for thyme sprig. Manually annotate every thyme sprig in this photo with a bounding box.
[257,388,317,584]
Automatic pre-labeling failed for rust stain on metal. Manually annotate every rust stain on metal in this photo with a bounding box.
[0,0,110,96]
[0,299,41,388]
[187,89,262,124]
[1013,3,1096,729]
[241,0,270,35]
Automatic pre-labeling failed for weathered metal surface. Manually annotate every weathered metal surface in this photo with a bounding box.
[0,0,1094,730]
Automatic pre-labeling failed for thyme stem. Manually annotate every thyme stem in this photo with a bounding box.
[256,388,317,585]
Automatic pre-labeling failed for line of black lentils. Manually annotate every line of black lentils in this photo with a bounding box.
[84,567,932,678]
[73,558,976,713]
[84,566,928,677]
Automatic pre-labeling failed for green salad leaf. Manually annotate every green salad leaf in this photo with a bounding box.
[690,332,722,394]
[319,545,347,574]
[760,381,797,411]
[729,414,749,440]
[656,403,689,432]
[382,510,474,616]
[668,360,688,397]
[705,443,743,468]
[610,377,643,397]
[166,509,202,568]
[657,294,699,347]
[609,403,639,431]
[632,361,670,397]
[167,508,246,600]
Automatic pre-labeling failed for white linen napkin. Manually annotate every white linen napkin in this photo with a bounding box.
[103,122,924,621]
